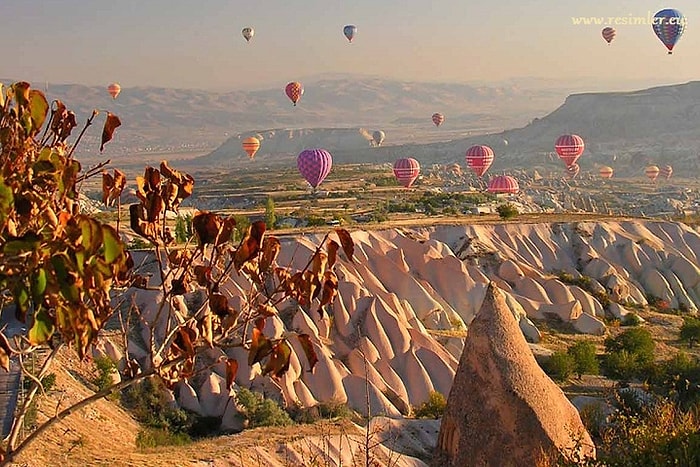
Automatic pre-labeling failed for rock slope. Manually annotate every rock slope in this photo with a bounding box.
[119,220,700,430]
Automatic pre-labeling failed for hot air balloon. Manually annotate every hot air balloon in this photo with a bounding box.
[393,158,420,188]
[599,166,614,179]
[487,175,519,194]
[285,82,303,106]
[343,25,357,43]
[372,130,385,147]
[565,163,580,179]
[432,113,445,127]
[297,148,332,189]
[242,136,260,159]
[602,27,616,44]
[242,27,254,42]
[645,165,660,182]
[554,134,585,167]
[465,145,495,177]
[660,165,673,180]
[653,9,686,54]
[107,83,121,99]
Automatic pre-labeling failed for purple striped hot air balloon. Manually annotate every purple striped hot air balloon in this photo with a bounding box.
[297,148,333,189]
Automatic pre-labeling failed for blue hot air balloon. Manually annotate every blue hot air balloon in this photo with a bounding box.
[343,25,357,43]
[653,9,686,54]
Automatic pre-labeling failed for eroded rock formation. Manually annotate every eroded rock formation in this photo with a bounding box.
[433,283,596,466]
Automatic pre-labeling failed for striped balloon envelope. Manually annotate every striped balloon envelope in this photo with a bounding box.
[487,175,519,194]
[241,136,260,159]
[565,163,580,179]
[554,134,585,167]
[602,27,616,44]
[599,166,614,179]
[393,158,420,188]
[432,113,445,127]
[466,145,495,177]
[645,165,660,182]
[107,83,121,99]
[659,165,673,180]
[297,148,332,189]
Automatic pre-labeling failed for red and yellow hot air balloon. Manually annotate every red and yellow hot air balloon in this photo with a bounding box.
[242,136,260,160]
[487,175,519,194]
[393,158,420,188]
[645,165,660,182]
[602,27,616,44]
[432,113,445,127]
[465,145,495,177]
[554,134,585,167]
[599,166,614,179]
[285,82,303,106]
[107,83,121,99]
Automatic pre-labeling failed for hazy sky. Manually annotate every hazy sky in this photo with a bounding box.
[4,0,700,91]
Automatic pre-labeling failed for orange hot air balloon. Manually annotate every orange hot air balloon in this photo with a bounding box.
[599,166,614,179]
[645,165,660,182]
[107,83,121,99]
[285,81,303,106]
[242,136,260,159]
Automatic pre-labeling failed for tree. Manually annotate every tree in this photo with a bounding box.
[680,317,700,348]
[567,341,599,379]
[0,81,357,464]
[265,197,276,230]
[603,328,656,381]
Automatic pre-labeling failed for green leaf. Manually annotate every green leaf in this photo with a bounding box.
[28,308,55,346]
[28,90,49,136]
[78,215,102,254]
[13,283,30,322]
[102,224,123,264]
[3,233,40,255]
[31,268,47,303]
[0,177,13,226]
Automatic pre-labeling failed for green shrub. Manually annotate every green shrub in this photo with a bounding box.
[174,214,193,243]
[496,203,519,220]
[604,350,644,382]
[413,391,447,419]
[622,313,642,327]
[544,351,575,382]
[604,328,655,367]
[288,399,352,424]
[680,317,700,348]
[567,341,599,378]
[93,356,118,392]
[122,377,200,435]
[236,388,293,428]
[136,428,191,449]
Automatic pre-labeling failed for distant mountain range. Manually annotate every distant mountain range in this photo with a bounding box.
[196,80,700,175]
[6,76,574,164]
